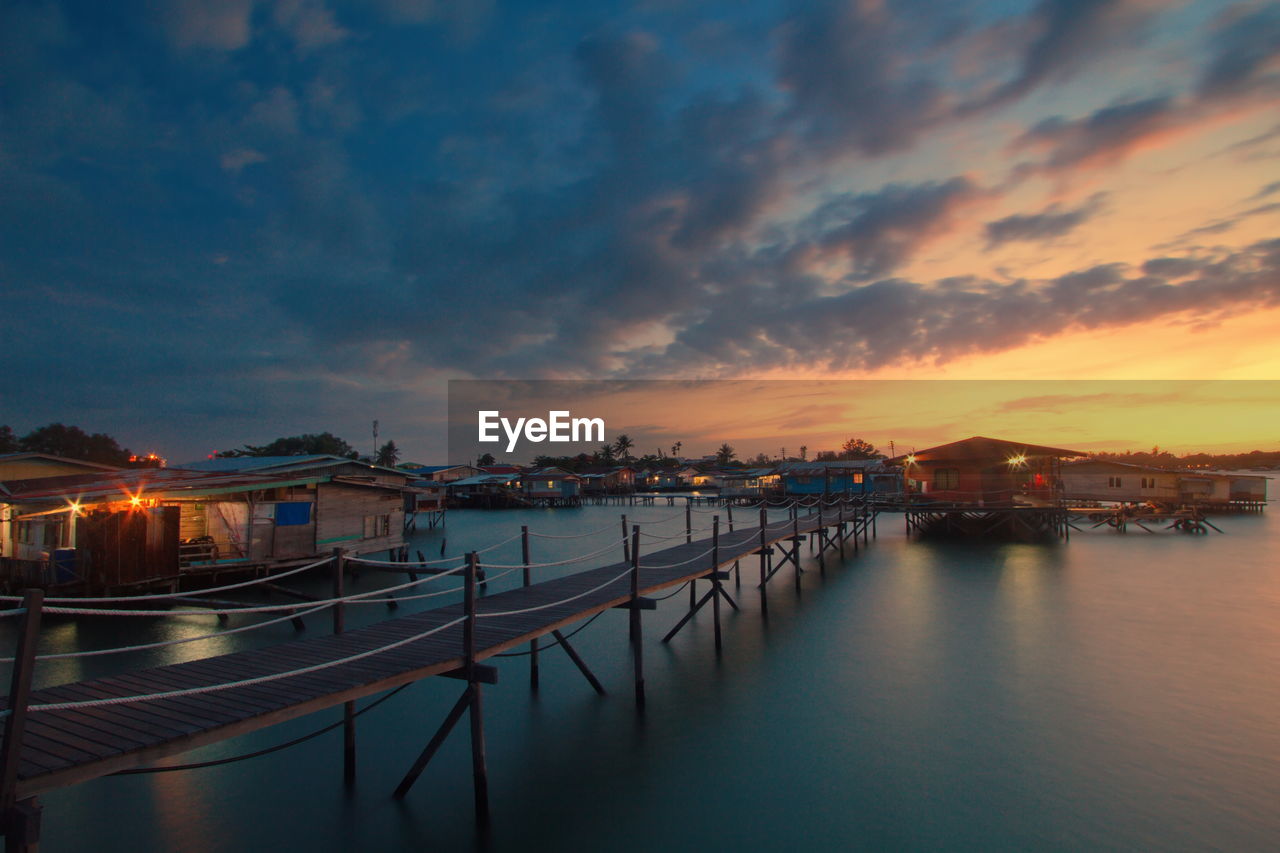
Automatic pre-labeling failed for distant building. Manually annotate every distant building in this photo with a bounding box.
[775,460,899,496]
[889,436,1085,505]
[519,468,582,501]
[396,464,480,483]
[721,468,783,499]
[1061,459,1268,509]
[578,467,635,494]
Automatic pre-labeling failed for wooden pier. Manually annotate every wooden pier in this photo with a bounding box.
[0,499,876,849]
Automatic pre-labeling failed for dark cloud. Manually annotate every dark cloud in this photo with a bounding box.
[1198,3,1280,98]
[984,193,1106,247]
[643,239,1280,375]
[1251,180,1280,200]
[1011,95,1183,174]
[800,178,988,280]
[969,0,1153,110]
[775,0,949,156]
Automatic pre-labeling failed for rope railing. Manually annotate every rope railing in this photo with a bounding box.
[474,564,636,619]
[19,615,470,714]
[480,536,631,570]
[10,602,336,663]
[0,556,336,605]
[40,563,468,618]
[0,608,27,619]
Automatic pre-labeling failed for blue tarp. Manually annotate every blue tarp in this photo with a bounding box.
[275,502,312,526]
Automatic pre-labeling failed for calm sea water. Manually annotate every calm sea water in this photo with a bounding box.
[10,487,1280,851]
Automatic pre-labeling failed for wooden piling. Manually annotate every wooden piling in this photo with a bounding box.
[711,516,722,652]
[522,526,538,691]
[330,548,356,785]
[630,525,645,709]
[0,589,43,840]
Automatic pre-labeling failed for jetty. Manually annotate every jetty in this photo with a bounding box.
[0,498,875,849]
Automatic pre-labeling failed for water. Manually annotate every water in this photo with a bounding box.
[11,492,1280,851]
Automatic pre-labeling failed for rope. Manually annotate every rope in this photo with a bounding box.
[0,556,335,605]
[111,684,410,774]
[475,564,636,619]
[481,537,630,570]
[491,612,604,657]
[9,603,334,663]
[0,608,26,619]
[640,545,717,569]
[23,615,469,713]
[527,523,618,540]
[649,580,692,601]
[42,564,467,618]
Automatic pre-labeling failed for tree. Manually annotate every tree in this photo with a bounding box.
[477,452,496,467]
[224,432,359,458]
[19,423,132,466]
[839,438,880,460]
[596,444,615,464]
[613,434,635,463]
[671,441,682,458]
[0,425,18,454]
[715,443,736,465]
[799,445,808,461]
[375,440,400,467]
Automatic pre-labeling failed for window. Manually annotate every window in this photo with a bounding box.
[362,514,391,539]
[933,468,959,490]
[1108,476,1123,488]
[1140,477,1154,489]
[852,472,864,485]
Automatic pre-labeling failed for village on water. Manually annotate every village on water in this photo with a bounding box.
[0,425,1270,597]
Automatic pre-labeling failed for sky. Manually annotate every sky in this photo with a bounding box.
[2,0,1278,462]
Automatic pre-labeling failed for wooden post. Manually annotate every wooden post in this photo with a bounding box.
[522,526,538,691]
[0,589,43,838]
[621,514,629,565]
[630,525,645,709]
[711,516,722,652]
[686,501,695,607]
[465,552,490,826]
[817,502,825,575]
[727,504,740,588]
[793,510,801,590]
[329,549,356,785]
[758,506,769,610]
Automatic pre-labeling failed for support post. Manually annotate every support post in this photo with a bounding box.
[330,549,356,785]
[687,501,695,607]
[711,516,722,652]
[793,511,802,590]
[629,525,645,709]
[1,589,43,842]
[465,552,490,826]
[522,526,538,691]
[758,506,769,603]
[621,514,629,565]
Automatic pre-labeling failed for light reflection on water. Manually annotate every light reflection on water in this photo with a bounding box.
[4,499,1278,851]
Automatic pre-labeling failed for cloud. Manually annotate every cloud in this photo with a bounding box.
[155,0,256,51]
[1250,179,1280,200]
[1011,96,1186,174]
[775,0,949,156]
[1198,3,1280,98]
[984,193,1106,247]
[800,177,989,280]
[220,147,267,173]
[968,0,1155,110]
[273,0,347,52]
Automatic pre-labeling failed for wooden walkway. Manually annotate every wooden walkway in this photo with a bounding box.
[0,502,873,844]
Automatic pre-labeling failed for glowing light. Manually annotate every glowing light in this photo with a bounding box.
[905,454,917,465]
[1008,454,1028,467]
[68,500,82,515]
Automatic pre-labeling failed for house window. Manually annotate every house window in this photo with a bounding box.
[1108,476,1123,488]
[363,514,391,539]
[1140,477,1154,489]
[852,473,864,484]
[933,468,959,490]
[546,481,554,488]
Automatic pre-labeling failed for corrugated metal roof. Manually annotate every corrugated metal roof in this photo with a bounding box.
[180,455,408,478]
[1,468,324,504]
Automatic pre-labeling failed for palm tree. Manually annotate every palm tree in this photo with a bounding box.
[597,444,616,464]
[671,441,682,458]
[715,443,736,465]
[375,440,400,467]
[613,434,635,463]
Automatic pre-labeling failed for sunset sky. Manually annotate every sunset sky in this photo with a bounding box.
[3,0,1278,461]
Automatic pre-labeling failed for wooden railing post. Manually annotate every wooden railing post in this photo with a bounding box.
[758,506,769,605]
[711,516,722,652]
[621,514,629,564]
[330,548,356,785]
[686,501,695,607]
[1,589,43,837]
[629,524,645,709]
[465,552,490,825]
[792,506,802,590]
[522,526,538,691]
